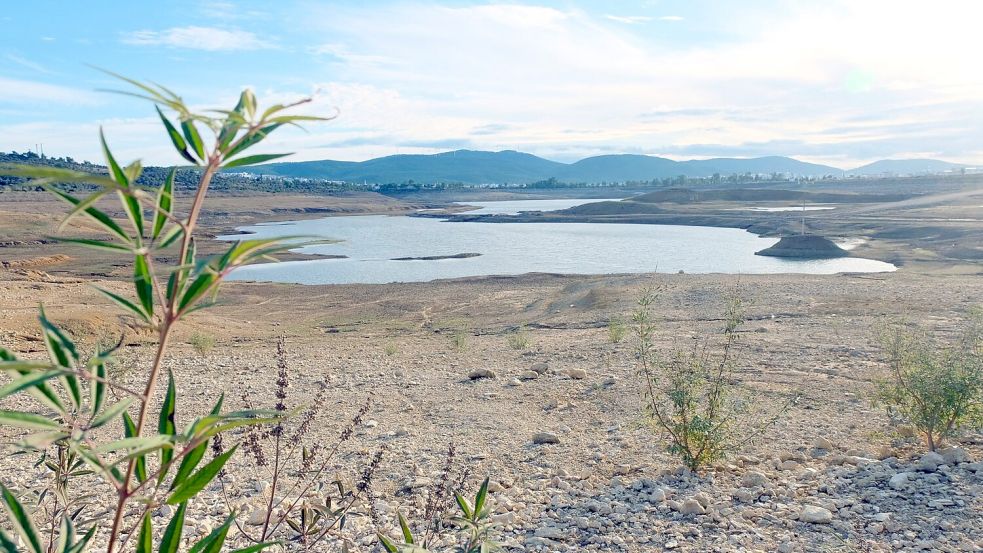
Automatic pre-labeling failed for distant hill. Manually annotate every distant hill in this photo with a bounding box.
[237,149,846,184]
[848,159,966,176]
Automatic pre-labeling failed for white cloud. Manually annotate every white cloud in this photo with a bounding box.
[121,26,272,51]
[658,15,684,21]
[0,77,99,105]
[605,15,652,24]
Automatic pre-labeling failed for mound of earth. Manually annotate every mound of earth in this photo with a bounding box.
[755,235,849,258]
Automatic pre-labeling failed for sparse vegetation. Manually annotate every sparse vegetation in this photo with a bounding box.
[607,316,627,343]
[875,313,983,451]
[506,326,530,350]
[189,331,216,357]
[0,75,329,551]
[378,477,501,553]
[384,341,399,357]
[633,290,793,471]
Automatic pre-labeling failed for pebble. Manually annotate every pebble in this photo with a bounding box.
[468,368,497,380]
[799,505,833,524]
[532,432,560,445]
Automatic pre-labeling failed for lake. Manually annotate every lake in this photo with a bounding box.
[219,199,896,285]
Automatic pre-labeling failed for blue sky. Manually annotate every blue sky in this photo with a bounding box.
[2,0,982,168]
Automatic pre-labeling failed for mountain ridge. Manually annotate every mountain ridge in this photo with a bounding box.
[235,149,967,184]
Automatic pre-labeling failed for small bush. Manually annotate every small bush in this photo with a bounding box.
[379,476,500,553]
[608,316,627,343]
[189,331,216,357]
[507,326,530,350]
[633,290,792,471]
[385,341,399,356]
[875,314,983,451]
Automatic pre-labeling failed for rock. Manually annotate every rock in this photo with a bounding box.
[779,460,800,471]
[888,472,911,490]
[530,362,549,374]
[468,368,496,380]
[918,451,945,471]
[566,368,587,380]
[505,378,522,387]
[799,505,833,524]
[812,437,834,450]
[613,464,631,475]
[533,432,560,445]
[533,527,565,539]
[246,508,269,526]
[693,492,711,508]
[518,370,539,380]
[678,498,706,515]
[649,488,667,503]
[364,419,378,428]
[741,471,768,488]
[487,480,506,493]
[938,447,969,465]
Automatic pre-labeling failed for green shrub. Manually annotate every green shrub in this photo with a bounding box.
[189,331,216,357]
[875,314,983,451]
[633,290,792,471]
[379,477,501,553]
[607,316,627,343]
[451,330,469,352]
[506,326,530,350]
[0,75,328,552]
[385,341,399,357]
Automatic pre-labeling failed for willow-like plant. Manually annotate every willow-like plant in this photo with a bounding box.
[0,73,329,552]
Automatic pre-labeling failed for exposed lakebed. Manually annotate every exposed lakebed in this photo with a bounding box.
[218,198,895,285]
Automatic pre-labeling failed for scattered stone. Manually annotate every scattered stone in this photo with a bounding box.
[468,368,496,380]
[917,451,945,471]
[678,498,706,515]
[799,505,833,524]
[741,471,768,488]
[518,370,539,380]
[888,472,911,490]
[529,362,549,374]
[938,446,969,465]
[566,368,587,380]
[812,437,834,450]
[532,432,560,445]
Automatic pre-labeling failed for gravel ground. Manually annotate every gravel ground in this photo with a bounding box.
[1,269,982,552]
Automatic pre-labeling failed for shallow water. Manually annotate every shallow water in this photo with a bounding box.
[219,200,896,284]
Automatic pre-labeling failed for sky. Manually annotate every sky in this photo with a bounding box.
[2,0,983,169]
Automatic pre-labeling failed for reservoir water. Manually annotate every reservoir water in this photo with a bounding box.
[219,199,896,285]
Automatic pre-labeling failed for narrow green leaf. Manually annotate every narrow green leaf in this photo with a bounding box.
[223,153,291,169]
[178,272,218,313]
[134,254,154,318]
[181,119,206,160]
[0,528,19,553]
[90,359,107,414]
[153,169,175,239]
[159,502,187,553]
[229,543,279,553]
[377,534,399,553]
[88,398,134,430]
[54,514,75,553]
[99,128,128,186]
[135,513,152,553]
[158,370,177,467]
[0,484,42,553]
[455,493,472,520]
[38,308,81,409]
[0,370,67,401]
[224,123,281,159]
[170,442,207,490]
[122,413,147,482]
[399,513,414,544]
[0,410,62,431]
[167,445,237,505]
[45,186,132,243]
[156,106,196,164]
[57,238,133,253]
[473,477,490,516]
[157,224,184,249]
[65,525,96,553]
[117,191,145,239]
[0,163,118,187]
[94,287,150,323]
[187,514,234,553]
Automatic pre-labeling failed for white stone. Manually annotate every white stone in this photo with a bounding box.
[918,451,945,471]
[678,498,706,515]
[799,505,833,524]
[888,472,911,490]
[566,368,587,380]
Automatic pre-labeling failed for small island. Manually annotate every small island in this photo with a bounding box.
[391,252,482,261]
[755,235,849,259]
